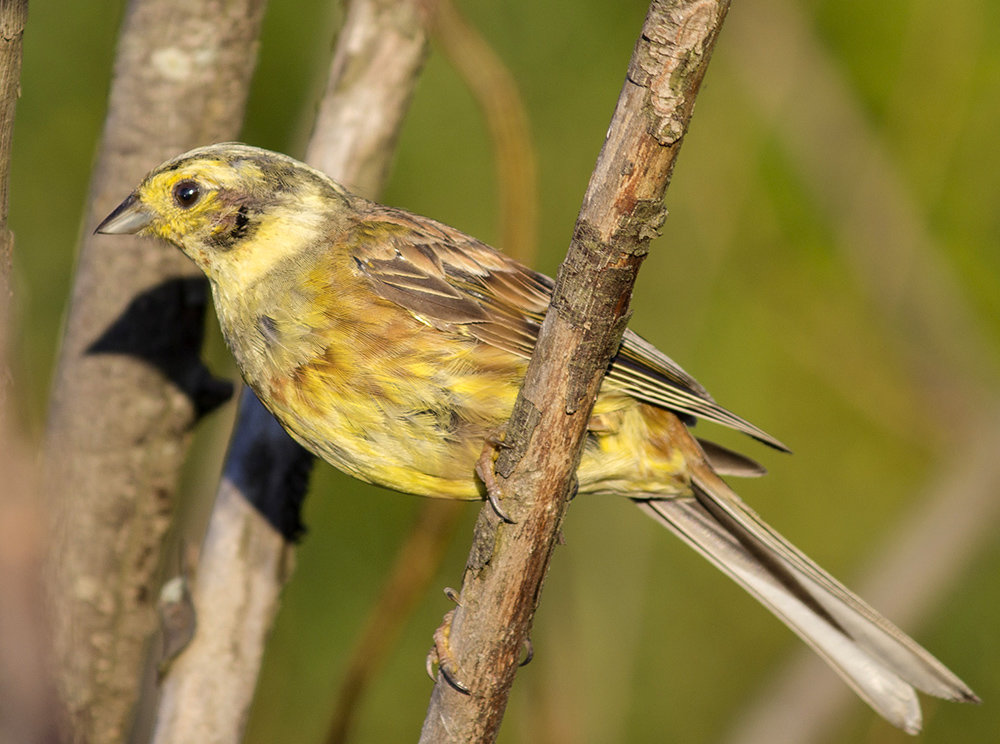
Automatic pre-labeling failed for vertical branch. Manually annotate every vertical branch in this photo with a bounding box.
[0,0,24,396]
[419,2,731,741]
[148,1,431,741]
[43,1,267,741]
[306,0,430,198]
[0,0,24,311]
[0,4,60,744]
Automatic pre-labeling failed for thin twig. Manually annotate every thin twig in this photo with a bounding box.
[418,2,732,741]
[0,3,62,743]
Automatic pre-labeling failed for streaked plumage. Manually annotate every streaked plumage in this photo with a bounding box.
[97,143,977,733]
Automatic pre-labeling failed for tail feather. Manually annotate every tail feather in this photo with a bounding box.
[634,467,978,734]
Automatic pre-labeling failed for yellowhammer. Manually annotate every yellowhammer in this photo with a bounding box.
[97,143,976,732]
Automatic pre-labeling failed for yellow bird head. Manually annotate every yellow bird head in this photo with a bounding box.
[96,142,349,286]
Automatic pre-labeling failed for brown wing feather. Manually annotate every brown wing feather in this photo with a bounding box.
[350,206,549,354]
[348,204,788,450]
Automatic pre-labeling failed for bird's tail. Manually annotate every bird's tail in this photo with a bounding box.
[633,463,978,734]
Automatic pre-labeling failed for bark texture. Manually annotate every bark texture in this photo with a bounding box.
[418,2,731,741]
[147,1,430,741]
[0,0,24,306]
[44,1,266,741]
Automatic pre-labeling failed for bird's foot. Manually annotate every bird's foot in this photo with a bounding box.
[476,433,515,524]
[426,605,470,695]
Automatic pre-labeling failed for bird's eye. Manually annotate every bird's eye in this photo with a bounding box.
[172,180,201,208]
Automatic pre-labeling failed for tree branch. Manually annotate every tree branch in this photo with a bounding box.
[418,1,731,741]
[147,1,430,741]
[0,0,25,399]
[43,1,267,741]
[0,3,61,743]
[0,0,24,313]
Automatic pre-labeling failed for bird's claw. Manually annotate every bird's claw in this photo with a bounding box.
[476,433,515,524]
[519,637,534,667]
[426,608,470,695]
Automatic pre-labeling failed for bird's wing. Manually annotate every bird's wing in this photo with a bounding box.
[613,330,788,450]
[349,205,786,449]
[346,207,551,354]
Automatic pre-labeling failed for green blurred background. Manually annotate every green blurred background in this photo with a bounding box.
[10,0,1000,742]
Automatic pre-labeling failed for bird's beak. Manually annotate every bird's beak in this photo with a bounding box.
[95,193,154,235]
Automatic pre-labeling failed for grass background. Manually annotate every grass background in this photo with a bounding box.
[9,0,1000,742]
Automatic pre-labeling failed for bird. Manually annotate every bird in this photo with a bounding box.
[96,142,977,733]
